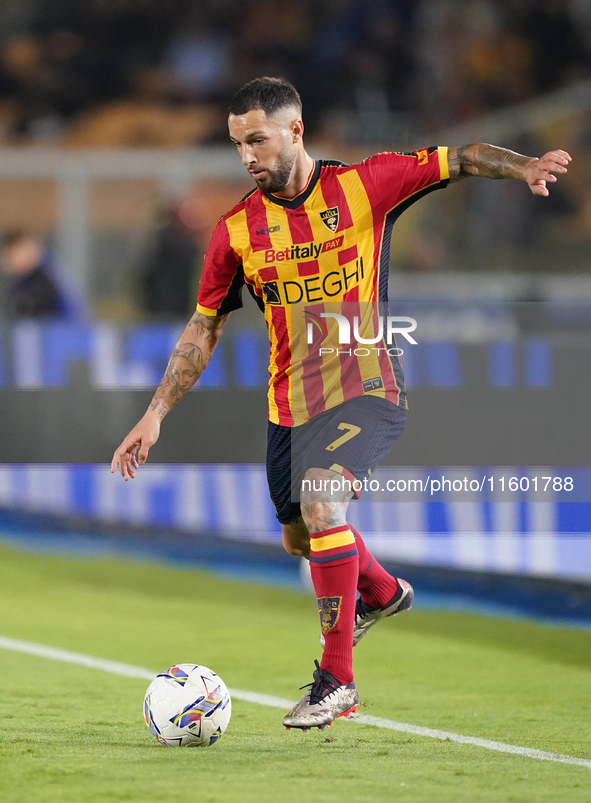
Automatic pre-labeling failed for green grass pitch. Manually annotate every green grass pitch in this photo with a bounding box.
[0,541,590,803]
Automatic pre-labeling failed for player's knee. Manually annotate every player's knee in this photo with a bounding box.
[301,467,352,506]
[300,500,348,534]
[281,521,310,558]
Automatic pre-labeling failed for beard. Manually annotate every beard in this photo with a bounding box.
[256,147,296,193]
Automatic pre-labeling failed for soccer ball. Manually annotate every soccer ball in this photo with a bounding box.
[143,663,231,747]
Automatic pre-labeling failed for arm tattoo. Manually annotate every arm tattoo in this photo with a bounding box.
[149,399,169,421]
[300,467,353,532]
[149,311,229,419]
[448,143,536,182]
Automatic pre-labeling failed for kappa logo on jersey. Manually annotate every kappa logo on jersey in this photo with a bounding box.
[416,149,429,165]
[320,206,339,232]
[317,596,342,634]
[256,224,281,236]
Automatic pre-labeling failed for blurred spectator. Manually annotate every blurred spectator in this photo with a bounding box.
[0,0,589,285]
[163,10,232,102]
[526,0,586,89]
[0,0,589,145]
[137,203,201,318]
[0,230,89,319]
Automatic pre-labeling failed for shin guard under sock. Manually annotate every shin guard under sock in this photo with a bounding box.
[309,525,359,685]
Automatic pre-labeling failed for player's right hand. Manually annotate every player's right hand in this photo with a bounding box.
[524,149,571,196]
[110,412,161,481]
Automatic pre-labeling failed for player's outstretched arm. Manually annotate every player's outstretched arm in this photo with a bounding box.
[110,310,230,480]
[448,144,571,196]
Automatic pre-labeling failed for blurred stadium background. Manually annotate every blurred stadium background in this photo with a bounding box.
[0,0,591,612]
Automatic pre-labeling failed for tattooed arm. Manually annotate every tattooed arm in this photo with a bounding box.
[148,311,229,421]
[111,310,229,480]
[447,144,571,196]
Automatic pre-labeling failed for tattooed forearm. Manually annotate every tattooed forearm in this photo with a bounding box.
[148,311,229,420]
[149,399,169,421]
[183,308,230,343]
[448,144,536,182]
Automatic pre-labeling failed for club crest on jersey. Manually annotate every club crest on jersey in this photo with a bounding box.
[320,207,339,233]
[317,596,342,634]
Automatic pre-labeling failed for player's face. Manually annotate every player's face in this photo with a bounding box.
[228,109,298,194]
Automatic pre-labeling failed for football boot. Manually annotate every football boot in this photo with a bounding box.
[282,660,358,732]
[320,578,414,649]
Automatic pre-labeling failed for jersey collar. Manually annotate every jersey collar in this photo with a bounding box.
[263,160,321,209]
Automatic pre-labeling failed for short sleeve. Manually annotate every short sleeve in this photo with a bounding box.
[357,146,449,215]
[196,217,244,316]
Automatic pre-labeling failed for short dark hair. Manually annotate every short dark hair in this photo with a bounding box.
[228,77,302,118]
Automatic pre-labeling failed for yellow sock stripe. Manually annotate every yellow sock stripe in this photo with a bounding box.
[310,527,355,553]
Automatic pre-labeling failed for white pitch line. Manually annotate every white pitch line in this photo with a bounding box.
[1,635,589,769]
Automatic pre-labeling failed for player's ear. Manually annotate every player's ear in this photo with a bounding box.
[292,119,304,143]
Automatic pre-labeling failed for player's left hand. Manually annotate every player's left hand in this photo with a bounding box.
[524,149,571,197]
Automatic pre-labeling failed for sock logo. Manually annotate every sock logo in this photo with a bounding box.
[317,596,342,634]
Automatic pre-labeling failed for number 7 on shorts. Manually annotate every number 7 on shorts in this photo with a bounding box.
[325,423,362,452]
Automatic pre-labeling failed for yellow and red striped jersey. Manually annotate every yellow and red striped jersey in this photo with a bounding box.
[197,147,449,426]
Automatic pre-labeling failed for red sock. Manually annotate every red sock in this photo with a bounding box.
[309,525,359,685]
[350,525,399,610]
